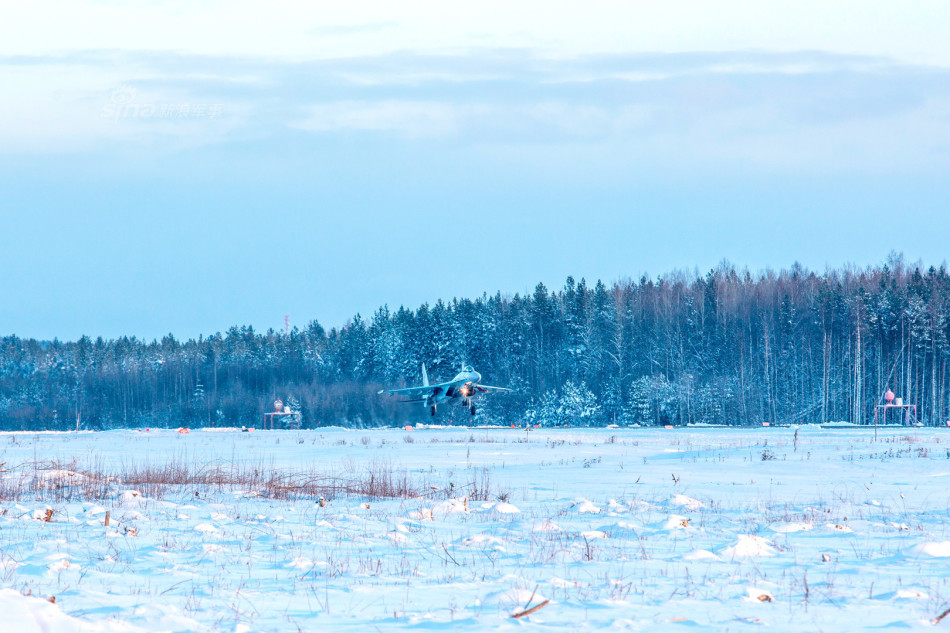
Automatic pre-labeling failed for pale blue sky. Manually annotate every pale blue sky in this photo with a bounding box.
[1,3,949,340]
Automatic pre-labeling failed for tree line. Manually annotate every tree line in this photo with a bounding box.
[2,256,949,430]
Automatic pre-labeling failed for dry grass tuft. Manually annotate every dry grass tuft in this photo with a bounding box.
[0,457,455,503]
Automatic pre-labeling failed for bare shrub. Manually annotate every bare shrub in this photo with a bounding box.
[468,467,495,501]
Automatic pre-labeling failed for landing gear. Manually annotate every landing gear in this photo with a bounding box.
[470,404,476,416]
[430,405,437,417]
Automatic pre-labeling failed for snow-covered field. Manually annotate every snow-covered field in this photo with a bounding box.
[3,425,950,632]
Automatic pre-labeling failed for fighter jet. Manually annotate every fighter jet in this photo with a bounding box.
[379,363,510,416]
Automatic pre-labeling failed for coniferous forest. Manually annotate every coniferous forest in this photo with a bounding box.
[3,257,950,430]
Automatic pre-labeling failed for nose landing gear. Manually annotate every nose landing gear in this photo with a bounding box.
[430,405,437,417]
[470,404,476,416]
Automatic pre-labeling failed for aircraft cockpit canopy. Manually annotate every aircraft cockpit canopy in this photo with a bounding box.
[463,365,474,372]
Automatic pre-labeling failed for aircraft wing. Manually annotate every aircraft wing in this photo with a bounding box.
[379,381,458,398]
[475,384,511,393]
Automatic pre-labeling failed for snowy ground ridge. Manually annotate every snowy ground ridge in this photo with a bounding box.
[2,427,950,631]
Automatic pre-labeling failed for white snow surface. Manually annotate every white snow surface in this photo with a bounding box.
[0,426,949,631]
[722,534,779,558]
[911,541,950,557]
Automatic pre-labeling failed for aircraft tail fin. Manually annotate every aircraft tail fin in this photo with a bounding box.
[421,363,429,387]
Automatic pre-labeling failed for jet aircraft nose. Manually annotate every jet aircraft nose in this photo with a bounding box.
[474,372,482,383]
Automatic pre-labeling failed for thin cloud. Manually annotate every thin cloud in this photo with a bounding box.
[293,100,463,138]
[306,21,399,37]
[1,49,947,173]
